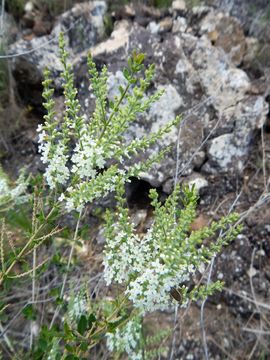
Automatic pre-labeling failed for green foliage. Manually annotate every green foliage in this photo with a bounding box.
[5,0,27,19]
[6,0,80,18]
[185,0,202,8]
[153,0,172,8]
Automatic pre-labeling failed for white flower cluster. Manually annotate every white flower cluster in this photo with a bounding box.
[44,142,69,189]
[104,225,193,313]
[37,121,116,210]
[37,125,70,189]
[67,291,87,322]
[103,229,152,285]
[0,167,29,207]
[71,126,106,180]
[0,176,9,195]
[106,317,143,360]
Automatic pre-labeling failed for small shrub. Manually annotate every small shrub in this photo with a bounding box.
[0,33,241,359]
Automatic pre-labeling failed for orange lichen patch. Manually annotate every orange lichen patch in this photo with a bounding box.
[190,214,210,232]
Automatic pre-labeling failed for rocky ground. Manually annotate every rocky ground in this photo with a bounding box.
[1,0,270,358]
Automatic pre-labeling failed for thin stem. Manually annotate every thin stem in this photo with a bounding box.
[30,247,36,349]
[0,0,5,36]
[49,208,83,329]
[261,125,267,191]
[98,82,131,142]
[0,321,14,354]
[0,206,57,286]
[30,191,39,349]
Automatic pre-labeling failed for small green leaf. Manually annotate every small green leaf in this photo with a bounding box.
[88,313,96,329]
[107,313,129,333]
[65,344,73,352]
[22,304,36,320]
[64,322,73,337]
[79,341,88,352]
[119,85,124,95]
[123,68,130,80]
[65,355,79,360]
[38,338,47,352]
[77,314,87,335]
[136,53,145,65]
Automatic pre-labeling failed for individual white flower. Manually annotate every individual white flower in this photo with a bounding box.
[39,141,51,164]
[36,124,43,132]
[58,193,65,202]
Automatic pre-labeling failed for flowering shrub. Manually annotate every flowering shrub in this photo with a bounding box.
[104,182,240,314]
[37,33,178,212]
[0,33,241,359]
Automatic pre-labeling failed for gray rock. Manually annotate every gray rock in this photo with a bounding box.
[199,11,246,65]
[130,209,148,228]
[75,20,268,182]
[147,17,173,35]
[210,0,270,43]
[207,133,247,172]
[147,21,160,35]
[8,2,269,188]
[96,226,106,245]
[9,1,107,93]
[172,0,187,12]
[172,16,187,33]
[184,173,209,192]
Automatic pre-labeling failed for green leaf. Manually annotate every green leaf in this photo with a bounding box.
[136,53,145,65]
[118,85,124,95]
[64,322,73,338]
[88,313,96,329]
[79,342,88,352]
[22,304,36,320]
[123,68,130,80]
[77,314,87,335]
[37,338,47,352]
[107,313,129,333]
[65,355,79,360]
[65,344,74,352]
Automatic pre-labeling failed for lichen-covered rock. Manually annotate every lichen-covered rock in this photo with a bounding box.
[200,11,246,65]
[172,16,187,33]
[147,16,173,34]
[9,1,107,104]
[172,0,187,13]
[74,19,268,185]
